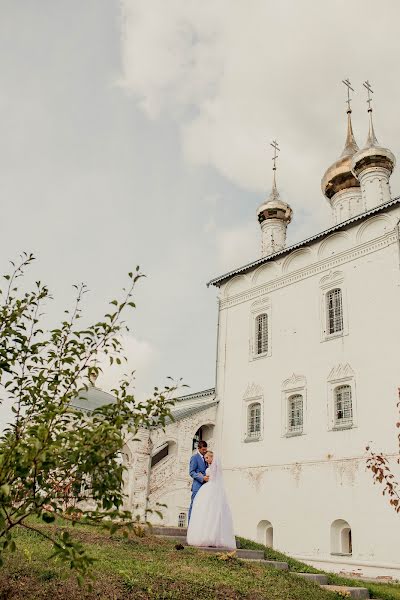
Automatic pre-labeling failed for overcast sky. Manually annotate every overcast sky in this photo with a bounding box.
[1,0,400,400]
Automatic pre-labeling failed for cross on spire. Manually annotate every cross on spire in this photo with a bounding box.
[363,80,374,112]
[270,140,280,172]
[342,78,354,113]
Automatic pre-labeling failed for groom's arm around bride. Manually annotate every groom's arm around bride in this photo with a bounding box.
[188,440,208,522]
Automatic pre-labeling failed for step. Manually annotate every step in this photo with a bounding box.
[295,573,328,584]
[242,558,289,570]
[320,585,370,598]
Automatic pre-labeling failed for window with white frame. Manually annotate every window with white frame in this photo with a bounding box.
[178,512,187,528]
[255,313,268,355]
[288,394,303,434]
[247,402,261,439]
[326,288,343,335]
[334,385,353,428]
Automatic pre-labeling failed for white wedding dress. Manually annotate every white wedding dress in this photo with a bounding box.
[186,457,236,549]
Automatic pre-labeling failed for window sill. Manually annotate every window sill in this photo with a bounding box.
[284,431,304,438]
[321,331,348,343]
[244,436,262,443]
[250,352,270,361]
[331,424,354,431]
[330,553,352,557]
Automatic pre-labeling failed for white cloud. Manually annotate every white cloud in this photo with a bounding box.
[119,0,400,241]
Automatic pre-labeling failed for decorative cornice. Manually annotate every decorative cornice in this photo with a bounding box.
[250,296,270,312]
[220,231,396,310]
[319,270,344,289]
[243,383,263,400]
[327,363,355,382]
[282,373,306,391]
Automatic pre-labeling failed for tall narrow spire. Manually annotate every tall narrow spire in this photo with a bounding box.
[270,140,280,199]
[340,79,359,157]
[363,80,379,147]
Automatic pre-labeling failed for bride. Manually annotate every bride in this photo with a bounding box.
[186,451,236,549]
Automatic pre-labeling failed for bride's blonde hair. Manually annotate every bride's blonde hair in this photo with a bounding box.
[205,450,213,458]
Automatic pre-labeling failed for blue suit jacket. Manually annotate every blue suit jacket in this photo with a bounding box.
[189,452,207,493]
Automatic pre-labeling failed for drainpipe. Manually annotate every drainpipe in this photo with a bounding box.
[396,218,400,275]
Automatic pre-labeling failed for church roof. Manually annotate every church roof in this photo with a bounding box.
[176,388,215,403]
[207,196,400,288]
[168,399,218,423]
[71,386,116,413]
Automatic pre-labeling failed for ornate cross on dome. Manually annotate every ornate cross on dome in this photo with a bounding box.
[363,80,374,112]
[270,140,280,192]
[270,140,280,172]
[342,78,354,113]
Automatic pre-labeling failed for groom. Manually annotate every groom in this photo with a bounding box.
[188,440,209,522]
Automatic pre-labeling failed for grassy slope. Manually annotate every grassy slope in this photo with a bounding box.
[0,524,335,600]
[238,537,400,600]
[0,524,399,599]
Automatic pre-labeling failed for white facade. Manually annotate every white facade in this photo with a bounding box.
[214,205,400,576]
[121,103,400,577]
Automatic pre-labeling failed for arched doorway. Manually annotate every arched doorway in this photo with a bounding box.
[192,424,215,451]
[331,519,352,555]
[257,520,273,548]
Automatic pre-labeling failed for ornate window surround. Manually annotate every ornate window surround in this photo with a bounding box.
[249,297,272,361]
[327,364,357,431]
[281,374,307,437]
[319,271,349,342]
[242,383,264,443]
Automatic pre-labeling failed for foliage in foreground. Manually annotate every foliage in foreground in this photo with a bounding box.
[0,254,177,580]
[366,388,400,514]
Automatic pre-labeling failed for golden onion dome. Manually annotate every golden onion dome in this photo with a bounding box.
[257,177,292,225]
[351,111,395,177]
[321,111,360,201]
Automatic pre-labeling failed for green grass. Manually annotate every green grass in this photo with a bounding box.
[238,536,400,600]
[0,523,399,599]
[0,523,335,600]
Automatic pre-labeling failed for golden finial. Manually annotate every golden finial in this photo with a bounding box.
[340,79,359,157]
[363,80,378,147]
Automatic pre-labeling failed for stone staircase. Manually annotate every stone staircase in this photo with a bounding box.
[151,526,372,598]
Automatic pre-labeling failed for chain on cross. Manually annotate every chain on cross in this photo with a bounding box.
[342,78,354,112]
[363,80,374,112]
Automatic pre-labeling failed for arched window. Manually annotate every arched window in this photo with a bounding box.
[255,313,268,355]
[288,394,303,434]
[247,403,261,439]
[326,288,343,335]
[335,385,353,427]
[331,519,352,555]
[257,520,273,548]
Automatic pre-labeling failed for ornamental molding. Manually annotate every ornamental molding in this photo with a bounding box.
[319,270,344,289]
[220,231,396,310]
[282,373,307,391]
[250,296,270,312]
[243,382,263,400]
[327,363,355,382]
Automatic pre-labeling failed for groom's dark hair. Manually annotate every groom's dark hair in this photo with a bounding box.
[198,440,208,449]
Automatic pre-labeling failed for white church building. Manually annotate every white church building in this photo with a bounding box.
[111,89,400,577]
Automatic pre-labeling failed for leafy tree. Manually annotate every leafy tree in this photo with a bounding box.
[0,253,177,581]
[366,388,400,513]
